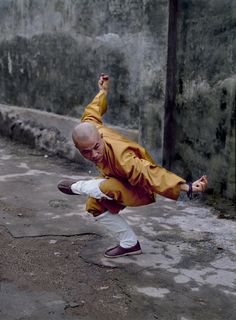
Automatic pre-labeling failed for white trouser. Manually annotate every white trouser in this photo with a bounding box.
[71,179,112,199]
[96,211,138,248]
[72,179,137,248]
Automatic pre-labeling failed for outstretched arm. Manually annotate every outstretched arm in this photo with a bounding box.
[116,153,208,201]
[116,154,186,200]
[81,74,109,125]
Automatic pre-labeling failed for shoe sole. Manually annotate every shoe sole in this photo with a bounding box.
[104,249,142,258]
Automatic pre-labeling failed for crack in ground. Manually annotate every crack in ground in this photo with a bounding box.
[0,224,100,240]
[115,280,132,303]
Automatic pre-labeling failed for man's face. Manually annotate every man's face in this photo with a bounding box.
[75,132,105,164]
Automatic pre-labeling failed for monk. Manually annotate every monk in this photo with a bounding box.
[58,74,208,258]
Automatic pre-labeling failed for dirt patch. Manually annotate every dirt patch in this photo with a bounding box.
[0,199,34,218]
[0,226,132,320]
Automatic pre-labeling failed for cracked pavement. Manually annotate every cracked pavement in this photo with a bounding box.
[0,136,235,320]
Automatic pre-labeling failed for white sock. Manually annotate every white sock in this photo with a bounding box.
[71,179,112,199]
[96,211,138,248]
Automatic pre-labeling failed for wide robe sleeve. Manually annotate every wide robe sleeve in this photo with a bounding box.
[81,91,107,125]
[116,152,186,201]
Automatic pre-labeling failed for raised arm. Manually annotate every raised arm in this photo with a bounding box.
[81,74,109,125]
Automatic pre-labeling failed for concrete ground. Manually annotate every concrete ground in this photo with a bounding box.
[0,136,235,320]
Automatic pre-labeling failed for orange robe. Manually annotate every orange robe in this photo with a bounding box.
[81,91,186,214]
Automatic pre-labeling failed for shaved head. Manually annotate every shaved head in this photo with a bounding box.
[72,122,99,146]
[72,122,105,164]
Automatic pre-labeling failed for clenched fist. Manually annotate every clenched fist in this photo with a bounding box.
[98,73,109,95]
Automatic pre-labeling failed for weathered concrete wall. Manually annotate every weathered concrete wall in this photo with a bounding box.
[0,0,235,201]
[0,0,169,162]
[0,104,138,170]
[168,0,235,199]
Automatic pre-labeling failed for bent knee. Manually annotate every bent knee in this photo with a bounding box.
[86,197,107,217]
[86,196,125,217]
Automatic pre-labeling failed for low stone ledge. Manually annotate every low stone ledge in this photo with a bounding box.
[0,104,138,169]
